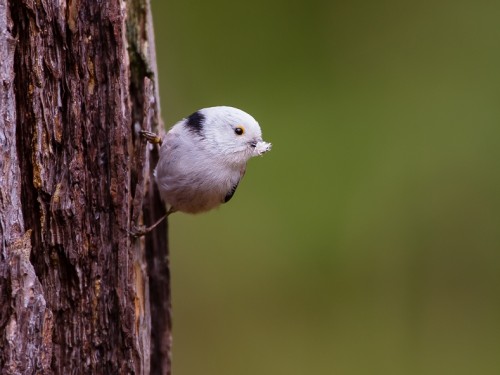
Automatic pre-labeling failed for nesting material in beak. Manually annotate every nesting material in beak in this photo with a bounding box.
[254,141,272,156]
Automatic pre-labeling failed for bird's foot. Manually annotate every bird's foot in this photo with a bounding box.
[129,214,167,238]
[140,130,163,145]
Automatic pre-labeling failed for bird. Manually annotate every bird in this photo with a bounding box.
[141,106,271,218]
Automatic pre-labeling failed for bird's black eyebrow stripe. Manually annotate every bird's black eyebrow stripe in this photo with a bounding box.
[185,111,205,136]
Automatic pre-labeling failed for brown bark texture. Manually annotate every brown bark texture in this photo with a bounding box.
[0,0,171,374]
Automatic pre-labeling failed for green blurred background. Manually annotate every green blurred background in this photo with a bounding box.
[151,1,500,374]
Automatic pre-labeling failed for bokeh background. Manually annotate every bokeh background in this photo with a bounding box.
[151,1,500,374]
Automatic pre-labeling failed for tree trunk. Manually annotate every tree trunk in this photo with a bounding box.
[0,0,171,374]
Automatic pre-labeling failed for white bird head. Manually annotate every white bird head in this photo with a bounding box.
[184,106,272,165]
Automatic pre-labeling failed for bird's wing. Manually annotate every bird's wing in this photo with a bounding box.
[223,167,246,203]
[224,182,239,203]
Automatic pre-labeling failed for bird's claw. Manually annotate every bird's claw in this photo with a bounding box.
[128,214,168,238]
[140,130,163,145]
[128,225,154,238]
[128,225,151,238]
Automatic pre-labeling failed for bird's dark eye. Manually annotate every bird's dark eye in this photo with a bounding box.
[234,126,245,135]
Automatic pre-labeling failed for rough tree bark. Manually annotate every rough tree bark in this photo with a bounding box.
[0,0,171,374]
